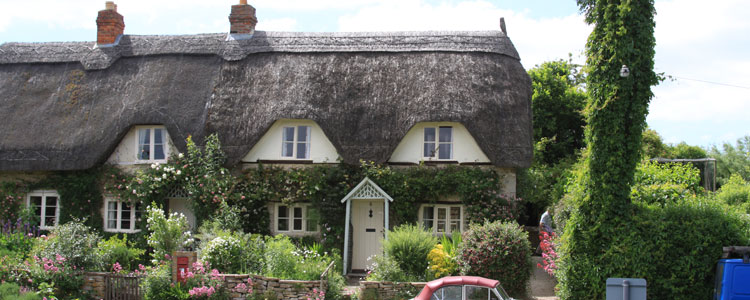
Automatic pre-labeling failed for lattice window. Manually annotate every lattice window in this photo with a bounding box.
[167,186,190,199]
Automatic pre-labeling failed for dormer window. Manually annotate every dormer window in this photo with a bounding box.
[424,126,453,159]
[282,126,311,159]
[137,126,167,162]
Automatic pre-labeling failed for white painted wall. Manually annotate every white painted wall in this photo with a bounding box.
[242,119,341,163]
[106,126,178,165]
[388,122,490,164]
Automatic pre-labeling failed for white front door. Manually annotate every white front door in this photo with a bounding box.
[168,198,197,230]
[351,199,385,270]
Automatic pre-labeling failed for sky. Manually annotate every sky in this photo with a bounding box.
[0,0,748,149]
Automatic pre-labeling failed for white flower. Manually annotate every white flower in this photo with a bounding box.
[162,173,168,179]
[178,153,184,158]
[176,170,182,175]
[151,163,157,169]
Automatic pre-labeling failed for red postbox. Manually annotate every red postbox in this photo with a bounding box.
[176,256,190,283]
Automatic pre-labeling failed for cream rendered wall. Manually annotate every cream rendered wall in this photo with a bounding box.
[106,126,178,168]
[388,122,491,164]
[242,119,341,163]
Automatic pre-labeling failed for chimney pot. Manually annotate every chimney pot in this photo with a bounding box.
[105,1,116,11]
[240,0,248,5]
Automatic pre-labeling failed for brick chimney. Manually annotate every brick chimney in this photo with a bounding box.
[229,0,257,35]
[96,1,124,45]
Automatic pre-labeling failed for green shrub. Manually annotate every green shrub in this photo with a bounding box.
[141,263,172,300]
[0,282,42,300]
[631,161,703,205]
[556,198,750,299]
[458,220,532,297]
[365,253,416,282]
[31,219,101,270]
[146,203,192,263]
[716,174,750,210]
[381,224,436,280]
[201,234,243,273]
[96,234,145,271]
[264,235,299,279]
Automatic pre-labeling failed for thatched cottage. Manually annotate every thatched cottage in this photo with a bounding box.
[0,1,531,272]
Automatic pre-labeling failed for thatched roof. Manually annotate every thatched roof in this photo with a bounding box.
[0,31,532,171]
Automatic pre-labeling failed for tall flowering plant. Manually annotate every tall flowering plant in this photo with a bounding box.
[184,261,231,299]
[537,231,558,277]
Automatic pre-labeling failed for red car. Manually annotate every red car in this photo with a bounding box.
[413,276,515,300]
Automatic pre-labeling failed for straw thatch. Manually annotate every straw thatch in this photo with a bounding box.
[0,31,531,171]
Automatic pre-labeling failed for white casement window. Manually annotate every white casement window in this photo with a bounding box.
[137,126,168,162]
[281,126,311,159]
[275,204,319,233]
[104,199,142,233]
[26,190,60,230]
[420,204,464,234]
[423,126,453,160]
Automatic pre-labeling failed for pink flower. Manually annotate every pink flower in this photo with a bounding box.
[164,254,171,260]
[112,262,123,273]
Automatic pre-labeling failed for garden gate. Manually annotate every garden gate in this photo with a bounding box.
[105,274,142,300]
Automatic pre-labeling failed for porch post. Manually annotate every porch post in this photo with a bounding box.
[342,198,351,275]
[384,199,389,240]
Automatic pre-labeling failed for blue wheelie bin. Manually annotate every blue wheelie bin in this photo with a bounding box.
[714,246,750,300]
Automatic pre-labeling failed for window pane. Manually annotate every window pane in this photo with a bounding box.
[437,207,446,233]
[296,143,308,159]
[424,142,436,157]
[439,127,452,142]
[438,207,447,219]
[154,129,163,144]
[283,127,295,142]
[278,205,288,218]
[121,204,132,230]
[283,142,294,157]
[297,126,309,142]
[293,207,303,230]
[139,145,150,160]
[438,143,452,159]
[466,286,490,300]
[423,206,434,230]
[424,128,436,142]
[277,206,288,231]
[44,196,57,226]
[154,145,165,160]
[434,286,462,300]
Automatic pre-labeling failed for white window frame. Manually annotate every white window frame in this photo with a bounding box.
[26,190,60,230]
[281,125,311,159]
[103,198,142,233]
[419,204,464,234]
[274,203,319,233]
[135,125,168,163]
[423,126,453,160]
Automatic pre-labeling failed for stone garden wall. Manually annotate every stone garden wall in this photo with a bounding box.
[81,272,324,300]
[358,280,426,300]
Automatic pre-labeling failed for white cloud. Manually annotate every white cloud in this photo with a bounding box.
[337,0,591,68]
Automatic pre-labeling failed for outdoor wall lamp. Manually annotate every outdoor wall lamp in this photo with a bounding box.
[620,65,631,77]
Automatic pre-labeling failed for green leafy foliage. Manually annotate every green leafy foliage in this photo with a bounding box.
[630,161,703,205]
[559,0,660,297]
[145,203,192,263]
[517,159,575,224]
[715,174,750,212]
[96,234,145,272]
[710,135,750,186]
[31,219,101,271]
[365,253,416,283]
[457,220,532,297]
[528,59,587,164]
[0,282,42,300]
[381,224,437,281]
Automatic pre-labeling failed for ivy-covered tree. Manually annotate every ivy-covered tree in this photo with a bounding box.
[558,0,659,298]
[528,59,587,165]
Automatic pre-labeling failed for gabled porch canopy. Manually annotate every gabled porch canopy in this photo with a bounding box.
[340,177,393,275]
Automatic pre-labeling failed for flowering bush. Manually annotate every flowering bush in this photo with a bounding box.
[427,244,457,279]
[0,218,39,259]
[458,220,532,297]
[365,254,415,282]
[146,204,193,263]
[0,182,27,222]
[30,219,101,271]
[183,262,230,300]
[537,231,558,276]
[96,234,145,272]
[200,235,243,273]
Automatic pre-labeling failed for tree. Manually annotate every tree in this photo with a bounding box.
[558,0,659,298]
[641,128,668,158]
[528,60,587,165]
[669,142,707,159]
[710,135,750,186]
